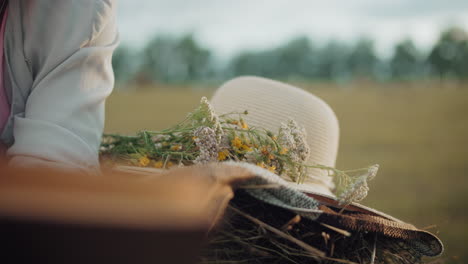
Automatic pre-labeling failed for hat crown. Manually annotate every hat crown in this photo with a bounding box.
[211,76,339,195]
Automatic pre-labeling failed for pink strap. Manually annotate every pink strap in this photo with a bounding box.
[0,9,9,153]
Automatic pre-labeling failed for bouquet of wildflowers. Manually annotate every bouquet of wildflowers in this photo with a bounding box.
[100,97,377,205]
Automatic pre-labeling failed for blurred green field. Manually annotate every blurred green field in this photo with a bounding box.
[105,81,468,263]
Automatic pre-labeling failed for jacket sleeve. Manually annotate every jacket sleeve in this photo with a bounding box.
[7,0,119,174]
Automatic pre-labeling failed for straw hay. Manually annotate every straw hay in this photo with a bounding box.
[200,190,424,264]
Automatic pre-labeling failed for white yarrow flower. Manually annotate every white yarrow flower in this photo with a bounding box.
[193,126,219,164]
[198,97,224,142]
[338,164,379,205]
[278,120,311,183]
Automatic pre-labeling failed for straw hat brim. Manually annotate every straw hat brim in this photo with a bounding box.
[222,161,444,257]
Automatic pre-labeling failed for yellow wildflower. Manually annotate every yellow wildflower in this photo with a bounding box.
[268,165,276,173]
[256,162,265,168]
[231,136,243,148]
[154,160,174,168]
[241,144,253,152]
[171,144,182,151]
[240,119,248,130]
[279,147,289,155]
[154,160,164,168]
[268,154,275,160]
[139,156,150,167]
[261,146,269,155]
[166,161,174,168]
[217,150,229,161]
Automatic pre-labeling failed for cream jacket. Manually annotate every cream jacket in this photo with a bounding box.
[0,0,118,174]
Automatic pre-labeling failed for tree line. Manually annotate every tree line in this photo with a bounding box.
[112,26,468,85]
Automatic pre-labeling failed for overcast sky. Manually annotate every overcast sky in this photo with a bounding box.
[117,0,468,58]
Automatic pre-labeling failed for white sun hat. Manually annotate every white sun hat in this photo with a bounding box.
[210,76,443,257]
[211,76,339,197]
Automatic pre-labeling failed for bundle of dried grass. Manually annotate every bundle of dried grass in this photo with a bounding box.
[200,190,425,264]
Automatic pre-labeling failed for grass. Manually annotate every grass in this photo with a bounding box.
[105,81,468,263]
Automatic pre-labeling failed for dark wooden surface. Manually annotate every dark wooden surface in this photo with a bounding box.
[0,217,205,264]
